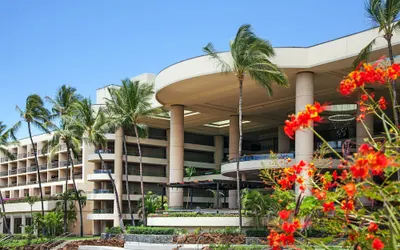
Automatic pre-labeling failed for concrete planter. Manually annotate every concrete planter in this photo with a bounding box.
[124,234,174,244]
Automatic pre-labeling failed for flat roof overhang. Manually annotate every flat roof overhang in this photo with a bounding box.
[154,27,400,135]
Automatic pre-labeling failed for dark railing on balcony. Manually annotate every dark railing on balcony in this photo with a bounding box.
[27,151,36,157]
[49,177,59,182]
[18,168,26,174]
[59,176,71,181]
[28,166,37,172]
[92,208,113,214]
[39,164,47,170]
[94,169,114,174]
[74,174,83,179]
[93,189,113,194]
[59,161,69,168]
[0,171,8,177]
[17,153,27,159]
[8,169,17,175]
[49,162,58,169]
[74,160,82,165]
[9,182,17,187]
[18,182,26,186]
[41,179,48,183]
[27,180,37,184]
[95,149,114,154]
[0,157,8,163]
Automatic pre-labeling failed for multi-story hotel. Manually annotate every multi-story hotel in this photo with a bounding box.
[0,26,398,235]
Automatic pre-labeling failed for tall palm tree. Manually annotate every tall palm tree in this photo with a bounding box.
[354,0,400,125]
[46,85,83,235]
[73,98,125,231]
[0,121,18,234]
[203,24,288,231]
[15,94,51,233]
[106,79,161,226]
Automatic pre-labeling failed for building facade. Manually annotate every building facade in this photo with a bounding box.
[0,26,399,235]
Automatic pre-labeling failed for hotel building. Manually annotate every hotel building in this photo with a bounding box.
[0,26,399,235]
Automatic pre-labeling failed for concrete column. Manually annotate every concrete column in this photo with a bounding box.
[228,190,238,209]
[278,125,290,153]
[241,173,247,181]
[214,136,224,170]
[113,127,123,227]
[169,105,184,209]
[21,214,26,234]
[9,215,14,234]
[295,72,314,196]
[229,115,239,160]
[356,92,374,146]
[166,129,170,201]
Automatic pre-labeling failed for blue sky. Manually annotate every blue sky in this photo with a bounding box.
[1,0,370,138]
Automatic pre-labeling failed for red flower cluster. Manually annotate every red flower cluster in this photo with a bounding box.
[377,96,387,110]
[372,238,385,250]
[322,201,335,213]
[350,144,391,179]
[276,160,308,191]
[284,102,327,138]
[278,210,291,221]
[267,230,295,250]
[339,62,400,96]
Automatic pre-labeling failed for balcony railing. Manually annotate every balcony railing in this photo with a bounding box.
[92,208,113,214]
[18,182,26,186]
[74,160,82,165]
[8,169,17,175]
[0,157,8,163]
[27,151,36,157]
[28,166,37,172]
[9,182,17,187]
[17,153,27,159]
[74,174,82,179]
[18,168,26,174]
[41,179,48,183]
[59,161,69,168]
[49,162,58,169]
[27,180,37,184]
[93,189,113,194]
[95,149,114,154]
[93,169,114,174]
[39,164,47,170]
[228,153,295,163]
[49,177,59,182]
[0,171,8,177]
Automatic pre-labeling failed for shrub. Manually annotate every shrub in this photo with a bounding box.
[245,229,269,237]
[105,226,123,235]
[127,226,177,235]
[213,227,241,235]
[210,245,266,250]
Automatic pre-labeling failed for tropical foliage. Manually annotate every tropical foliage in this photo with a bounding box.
[262,60,400,250]
[203,24,288,231]
[137,191,167,216]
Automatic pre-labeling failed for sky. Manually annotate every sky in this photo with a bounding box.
[0,0,371,138]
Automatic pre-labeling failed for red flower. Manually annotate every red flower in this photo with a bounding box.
[350,158,369,179]
[341,200,354,211]
[378,96,387,110]
[368,152,390,176]
[343,182,357,197]
[368,222,379,232]
[313,189,327,200]
[278,210,291,221]
[372,238,384,250]
[323,201,335,212]
[358,144,374,155]
[332,170,339,181]
[361,93,369,101]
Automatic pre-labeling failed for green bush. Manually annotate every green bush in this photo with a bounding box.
[245,229,269,237]
[148,212,238,218]
[127,226,177,235]
[213,227,241,235]
[105,226,123,234]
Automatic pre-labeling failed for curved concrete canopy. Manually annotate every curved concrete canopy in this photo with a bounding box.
[154,27,400,135]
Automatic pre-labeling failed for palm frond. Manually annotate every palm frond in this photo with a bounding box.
[203,43,231,73]
[353,37,379,69]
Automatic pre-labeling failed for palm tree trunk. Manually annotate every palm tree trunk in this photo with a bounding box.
[63,142,70,233]
[67,144,83,237]
[386,38,399,126]
[0,191,10,234]
[236,79,243,232]
[97,152,125,232]
[28,121,45,236]
[123,132,135,227]
[134,124,146,226]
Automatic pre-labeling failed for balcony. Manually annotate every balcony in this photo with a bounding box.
[48,162,58,169]
[48,177,59,182]
[8,169,17,175]
[17,168,26,174]
[17,153,27,159]
[93,169,114,174]
[27,151,36,157]
[27,180,37,185]
[59,161,69,168]
[0,157,8,163]
[27,166,37,172]
[18,182,26,186]
[9,182,17,187]
[93,189,113,194]
[39,164,47,171]
[0,171,8,177]
[95,149,114,154]
[88,192,115,200]
[92,208,113,214]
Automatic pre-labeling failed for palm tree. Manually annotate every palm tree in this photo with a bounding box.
[0,121,18,234]
[106,79,161,227]
[46,85,83,235]
[354,0,400,125]
[73,98,125,231]
[203,24,288,231]
[184,167,196,209]
[15,94,51,233]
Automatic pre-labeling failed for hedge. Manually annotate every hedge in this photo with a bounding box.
[148,212,238,218]
[245,229,269,237]
[105,227,123,234]
[127,226,177,235]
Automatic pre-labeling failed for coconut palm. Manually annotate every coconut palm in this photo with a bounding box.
[73,98,125,231]
[353,0,400,125]
[106,79,161,226]
[46,85,83,235]
[203,24,288,231]
[15,94,51,232]
[184,167,196,209]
